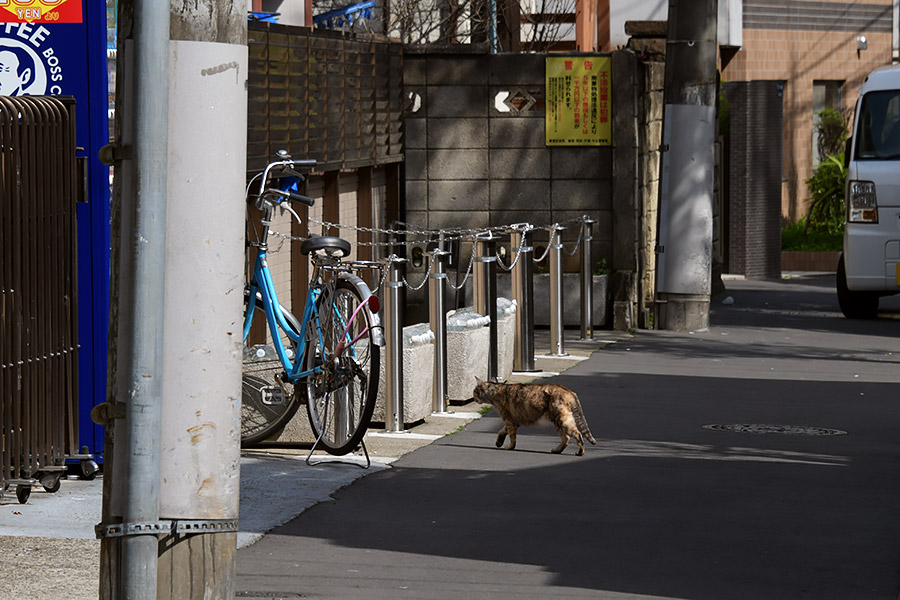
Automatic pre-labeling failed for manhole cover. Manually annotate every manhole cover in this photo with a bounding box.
[702,424,847,436]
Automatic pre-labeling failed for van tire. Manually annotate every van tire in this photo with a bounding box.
[837,253,879,319]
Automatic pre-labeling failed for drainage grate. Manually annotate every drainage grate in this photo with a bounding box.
[702,424,848,436]
[235,593,304,599]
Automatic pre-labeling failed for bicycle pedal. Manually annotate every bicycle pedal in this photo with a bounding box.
[260,386,287,406]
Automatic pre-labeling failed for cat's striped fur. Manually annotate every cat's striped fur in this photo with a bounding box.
[473,377,597,456]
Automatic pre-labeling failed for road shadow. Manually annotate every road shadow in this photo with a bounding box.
[238,371,900,600]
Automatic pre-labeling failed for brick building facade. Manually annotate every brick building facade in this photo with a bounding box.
[720,0,895,221]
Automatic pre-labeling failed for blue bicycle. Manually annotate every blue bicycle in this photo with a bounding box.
[242,152,383,455]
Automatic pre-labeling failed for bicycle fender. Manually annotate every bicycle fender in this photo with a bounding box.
[338,272,385,347]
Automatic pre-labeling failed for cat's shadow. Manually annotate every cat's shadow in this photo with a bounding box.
[438,441,582,456]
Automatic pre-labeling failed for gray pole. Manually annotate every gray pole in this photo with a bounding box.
[382,256,407,432]
[579,217,595,340]
[120,1,169,597]
[655,0,718,331]
[548,225,567,356]
[509,224,535,372]
[474,232,499,381]
[427,244,451,414]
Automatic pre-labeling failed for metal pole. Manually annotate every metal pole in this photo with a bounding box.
[548,225,567,357]
[509,224,535,372]
[382,256,406,432]
[489,0,499,53]
[580,217,596,340]
[428,243,451,414]
[474,231,499,381]
[121,0,169,597]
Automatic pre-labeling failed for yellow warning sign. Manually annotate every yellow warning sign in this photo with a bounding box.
[545,56,611,146]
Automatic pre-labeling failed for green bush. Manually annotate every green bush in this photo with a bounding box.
[815,108,848,162]
[782,220,843,251]
[804,153,846,236]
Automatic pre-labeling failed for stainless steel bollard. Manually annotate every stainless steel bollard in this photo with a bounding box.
[427,243,451,414]
[580,217,596,340]
[381,255,407,432]
[474,231,499,381]
[509,224,535,372]
[548,225,567,357]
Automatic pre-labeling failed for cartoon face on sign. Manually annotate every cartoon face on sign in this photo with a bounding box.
[0,24,61,96]
[0,45,36,95]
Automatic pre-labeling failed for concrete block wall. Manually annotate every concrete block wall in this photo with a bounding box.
[403,49,617,324]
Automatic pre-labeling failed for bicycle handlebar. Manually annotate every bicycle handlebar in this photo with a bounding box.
[288,191,315,206]
[261,187,315,207]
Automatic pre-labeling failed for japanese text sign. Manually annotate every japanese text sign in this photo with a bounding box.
[0,0,82,24]
[545,56,611,146]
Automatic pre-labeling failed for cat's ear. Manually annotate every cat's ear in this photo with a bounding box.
[475,376,484,385]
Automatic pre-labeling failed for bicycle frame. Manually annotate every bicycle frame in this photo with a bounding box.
[243,154,383,390]
[243,243,382,386]
[243,247,321,384]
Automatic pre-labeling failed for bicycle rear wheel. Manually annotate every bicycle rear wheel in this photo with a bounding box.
[304,276,380,455]
[241,297,303,446]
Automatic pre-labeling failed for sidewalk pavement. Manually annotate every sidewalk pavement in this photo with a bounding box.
[5,273,900,599]
[0,312,611,600]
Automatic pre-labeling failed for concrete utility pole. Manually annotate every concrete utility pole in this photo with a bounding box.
[100,2,247,598]
[655,0,718,331]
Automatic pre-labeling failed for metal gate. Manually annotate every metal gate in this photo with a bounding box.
[0,95,80,503]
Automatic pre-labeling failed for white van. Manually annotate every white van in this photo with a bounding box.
[838,64,900,318]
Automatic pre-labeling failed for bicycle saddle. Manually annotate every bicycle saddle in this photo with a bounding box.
[300,235,351,258]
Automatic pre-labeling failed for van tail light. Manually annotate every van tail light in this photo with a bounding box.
[847,180,878,223]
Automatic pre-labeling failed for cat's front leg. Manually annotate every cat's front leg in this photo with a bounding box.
[495,426,507,448]
[505,424,517,450]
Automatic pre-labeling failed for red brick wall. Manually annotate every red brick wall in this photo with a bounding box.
[722,2,894,222]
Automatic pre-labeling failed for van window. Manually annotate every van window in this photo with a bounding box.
[856,90,900,160]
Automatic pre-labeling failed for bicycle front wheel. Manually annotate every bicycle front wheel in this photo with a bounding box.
[304,277,380,455]
[242,297,303,446]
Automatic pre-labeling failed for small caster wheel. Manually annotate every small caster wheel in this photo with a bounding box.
[81,459,99,481]
[16,484,31,504]
[40,474,61,493]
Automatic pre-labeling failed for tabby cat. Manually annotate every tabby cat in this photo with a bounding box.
[473,377,597,456]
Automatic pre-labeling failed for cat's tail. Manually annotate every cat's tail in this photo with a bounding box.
[573,397,597,445]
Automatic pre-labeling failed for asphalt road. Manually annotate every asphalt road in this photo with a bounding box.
[236,274,900,600]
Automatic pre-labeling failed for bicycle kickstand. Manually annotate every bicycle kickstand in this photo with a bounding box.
[305,430,372,469]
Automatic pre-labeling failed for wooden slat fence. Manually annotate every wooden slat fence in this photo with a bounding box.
[247,22,405,173]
